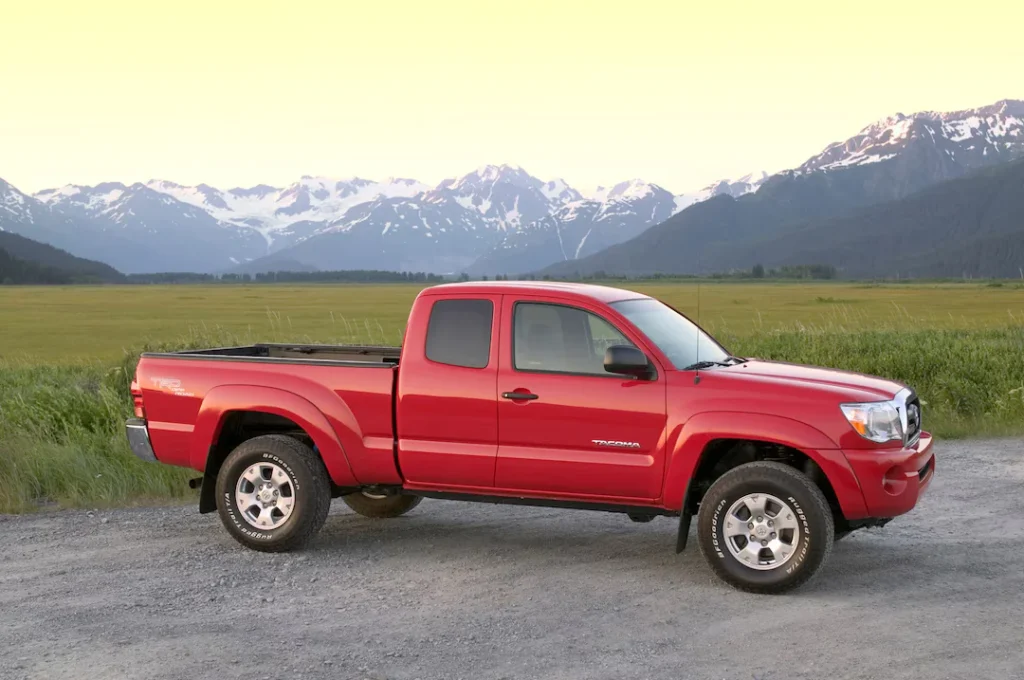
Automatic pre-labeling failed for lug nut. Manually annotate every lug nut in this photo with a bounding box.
[770,532,776,539]
[767,520,774,527]
[756,516,763,522]
[747,522,754,530]
[750,534,757,541]
[761,539,768,546]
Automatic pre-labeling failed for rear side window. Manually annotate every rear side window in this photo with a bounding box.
[425,299,493,368]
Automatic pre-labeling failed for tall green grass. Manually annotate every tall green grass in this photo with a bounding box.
[1,325,1022,513]
[721,325,1024,438]
[0,359,194,512]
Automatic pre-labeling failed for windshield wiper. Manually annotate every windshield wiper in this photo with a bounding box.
[724,356,748,365]
[683,360,731,370]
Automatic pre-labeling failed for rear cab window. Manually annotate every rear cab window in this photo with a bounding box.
[425,299,494,368]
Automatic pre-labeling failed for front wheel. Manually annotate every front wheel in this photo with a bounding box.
[216,435,332,552]
[696,461,834,594]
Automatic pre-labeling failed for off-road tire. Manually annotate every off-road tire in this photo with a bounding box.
[697,461,834,594]
[342,493,422,518]
[216,435,332,552]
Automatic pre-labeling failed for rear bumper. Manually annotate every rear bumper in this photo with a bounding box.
[125,418,158,463]
[843,432,935,519]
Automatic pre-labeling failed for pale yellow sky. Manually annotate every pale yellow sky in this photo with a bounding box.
[2,0,1022,194]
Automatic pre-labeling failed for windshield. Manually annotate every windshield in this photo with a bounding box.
[610,298,730,370]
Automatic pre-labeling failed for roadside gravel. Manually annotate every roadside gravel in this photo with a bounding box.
[2,438,1022,680]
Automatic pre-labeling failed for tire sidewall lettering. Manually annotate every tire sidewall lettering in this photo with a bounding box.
[784,495,812,575]
[710,498,728,559]
[224,490,276,540]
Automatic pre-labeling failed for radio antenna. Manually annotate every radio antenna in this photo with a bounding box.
[694,280,701,385]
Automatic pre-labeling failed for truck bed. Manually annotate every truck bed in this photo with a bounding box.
[142,343,401,366]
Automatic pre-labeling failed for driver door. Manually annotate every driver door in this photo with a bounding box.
[495,297,668,500]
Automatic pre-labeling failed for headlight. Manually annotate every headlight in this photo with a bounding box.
[840,401,903,443]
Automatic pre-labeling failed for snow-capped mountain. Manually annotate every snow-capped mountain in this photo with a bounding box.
[2,177,50,230]
[541,178,583,204]
[259,193,501,274]
[255,172,687,275]
[672,171,770,213]
[701,171,770,199]
[424,164,567,232]
[15,98,1021,276]
[250,165,587,273]
[17,162,763,273]
[33,182,266,272]
[538,99,1024,280]
[144,176,429,244]
[2,178,98,244]
[466,180,678,275]
[798,99,1024,173]
[3,180,149,272]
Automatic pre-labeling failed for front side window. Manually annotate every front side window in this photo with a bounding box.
[425,299,493,368]
[610,298,728,369]
[514,303,633,375]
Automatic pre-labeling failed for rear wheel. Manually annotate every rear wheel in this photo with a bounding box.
[342,491,422,518]
[696,461,834,594]
[215,435,331,552]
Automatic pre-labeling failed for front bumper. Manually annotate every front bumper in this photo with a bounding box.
[843,432,935,519]
[125,418,158,463]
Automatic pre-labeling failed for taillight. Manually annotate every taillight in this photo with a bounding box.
[130,379,146,419]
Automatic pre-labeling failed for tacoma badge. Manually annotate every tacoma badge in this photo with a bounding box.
[592,439,641,449]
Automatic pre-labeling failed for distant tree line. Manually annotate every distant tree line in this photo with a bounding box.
[713,263,838,280]
[468,264,839,282]
[122,269,447,284]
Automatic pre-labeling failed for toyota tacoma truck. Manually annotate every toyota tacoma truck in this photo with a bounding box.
[126,281,934,593]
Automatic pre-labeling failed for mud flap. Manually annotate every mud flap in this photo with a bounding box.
[675,508,692,553]
[199,472,218,513]
[675,484,693,553]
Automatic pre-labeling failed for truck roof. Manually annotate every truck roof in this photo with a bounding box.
[422,280,649,304]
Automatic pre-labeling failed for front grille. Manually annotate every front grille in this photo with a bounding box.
[905,395,921,444]
[894,388,921,447]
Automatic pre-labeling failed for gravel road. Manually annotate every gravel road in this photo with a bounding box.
[2,439,1022,680]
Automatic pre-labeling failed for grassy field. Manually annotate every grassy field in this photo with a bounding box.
[2,281,1023,361]
[1,281,1023,513]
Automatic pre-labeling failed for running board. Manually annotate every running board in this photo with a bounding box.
[410,490,677,517]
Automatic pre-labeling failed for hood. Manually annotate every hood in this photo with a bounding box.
[728,359,903,401]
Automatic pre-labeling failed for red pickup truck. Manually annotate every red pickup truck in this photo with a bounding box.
[126,281,934,593]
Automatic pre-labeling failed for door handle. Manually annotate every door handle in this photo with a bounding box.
[502,391,538,401]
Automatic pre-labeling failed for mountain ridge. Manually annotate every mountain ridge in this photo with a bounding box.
[720,157,1024,279]
[21,164,729,274]
[539,98,1024,278]
[5,97,1023,277]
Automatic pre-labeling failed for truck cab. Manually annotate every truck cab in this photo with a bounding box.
[127,281,935,593]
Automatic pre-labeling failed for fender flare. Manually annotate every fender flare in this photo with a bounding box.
[191,384,359,489]
[665,411,867,552]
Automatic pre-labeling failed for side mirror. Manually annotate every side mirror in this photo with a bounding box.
[604,345,653,379]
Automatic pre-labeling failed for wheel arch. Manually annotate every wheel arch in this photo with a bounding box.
[192,385,359,512]
[665,412,867,552]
